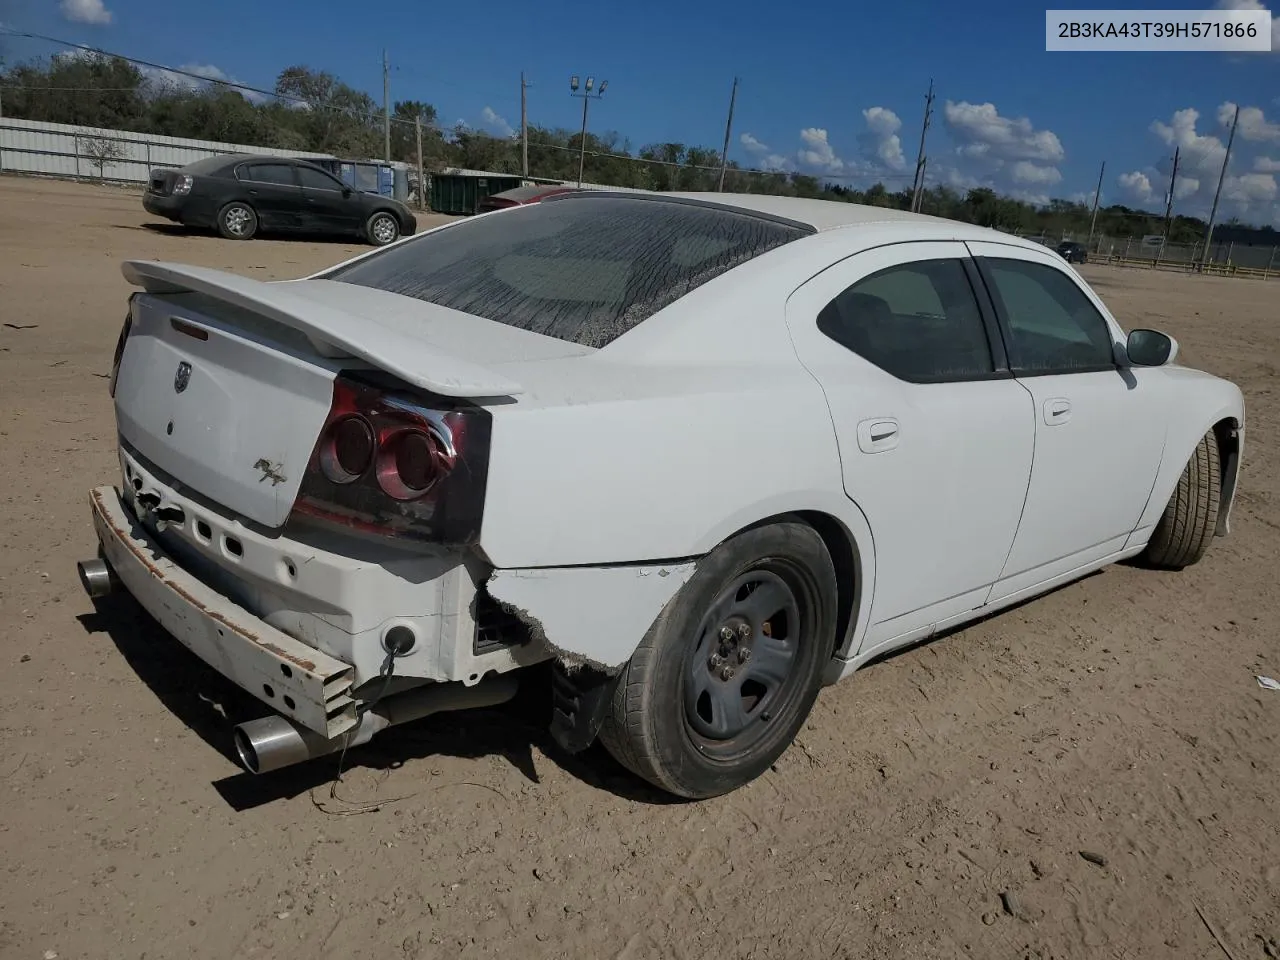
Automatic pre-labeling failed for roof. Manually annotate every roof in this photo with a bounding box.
[662,192,962,232]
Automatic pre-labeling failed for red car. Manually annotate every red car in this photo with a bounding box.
[477,184,580,213]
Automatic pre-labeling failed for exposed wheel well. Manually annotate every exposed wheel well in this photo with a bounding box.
[1212,416,1241,536]
[737,510,862,659]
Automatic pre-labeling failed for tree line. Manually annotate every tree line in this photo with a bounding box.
[2,51,1276,244]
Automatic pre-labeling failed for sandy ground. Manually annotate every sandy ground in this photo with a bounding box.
[0,175,1278,960]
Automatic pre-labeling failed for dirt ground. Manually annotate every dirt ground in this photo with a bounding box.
[0,175,1277,960]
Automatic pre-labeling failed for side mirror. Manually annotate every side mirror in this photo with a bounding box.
[1125,328,1178,367]
[342,186,352,198]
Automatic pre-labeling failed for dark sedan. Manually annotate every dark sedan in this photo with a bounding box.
[1056,240,1089,264]
[143,154,417,245]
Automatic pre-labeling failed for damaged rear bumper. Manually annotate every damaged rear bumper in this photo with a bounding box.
[486,561,697,674]
[89,485,359,738]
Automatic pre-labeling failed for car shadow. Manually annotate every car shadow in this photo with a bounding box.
[75,595,679,811]
[134,222,375,246]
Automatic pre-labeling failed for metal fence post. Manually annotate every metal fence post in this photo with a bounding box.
[1265,246,1276,280]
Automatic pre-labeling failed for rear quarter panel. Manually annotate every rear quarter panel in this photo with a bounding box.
[476,238,866,569]
[477,360,850,569]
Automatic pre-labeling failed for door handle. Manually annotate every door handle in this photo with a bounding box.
[856,418,900,453]
[1043,398,1072,425]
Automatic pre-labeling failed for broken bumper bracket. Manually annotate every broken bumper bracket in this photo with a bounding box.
[548,661,616,754]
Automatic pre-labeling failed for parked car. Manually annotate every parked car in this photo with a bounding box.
[142,154,417,245]
[79,192,1244,799]
[1057,240,1089,263]
[476,184,580,213]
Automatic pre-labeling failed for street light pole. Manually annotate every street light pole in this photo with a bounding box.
[569,74,607,188]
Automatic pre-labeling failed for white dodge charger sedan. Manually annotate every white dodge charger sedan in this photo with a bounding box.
[77,191,1245,799]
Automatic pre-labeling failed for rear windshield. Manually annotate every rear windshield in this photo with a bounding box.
[182,155,238,175]
[324,195,811,348]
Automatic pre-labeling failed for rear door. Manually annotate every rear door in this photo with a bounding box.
[785,241,1036,654]
[235,162,304,231]
[296,165,363,236]
[967,240,1169,600]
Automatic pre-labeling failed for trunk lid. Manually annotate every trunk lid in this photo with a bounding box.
[146,169,175,196]
[115,261,588,528]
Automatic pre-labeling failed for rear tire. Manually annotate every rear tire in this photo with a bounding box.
[598,521,837,800]
[366,211,400,246]
[217,201,258,240]
[1142,430,1220,569]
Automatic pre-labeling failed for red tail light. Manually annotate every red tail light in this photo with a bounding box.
[292,373,491,544]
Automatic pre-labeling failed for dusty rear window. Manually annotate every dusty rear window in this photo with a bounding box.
[324,195,811,348]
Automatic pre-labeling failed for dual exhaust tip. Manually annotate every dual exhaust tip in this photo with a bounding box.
[77,557,117,599]
[76,554,519,777]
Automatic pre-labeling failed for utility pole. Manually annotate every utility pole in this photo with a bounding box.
[382,49,391,163]
[520,72,530,179]
[569,75,607,188]
[1162,146,1180,244]
[415,113,426,211]
[717,76,739,192]
[1087,160,1106,245]
[1201,103,1240,269]
[910,78,934,213]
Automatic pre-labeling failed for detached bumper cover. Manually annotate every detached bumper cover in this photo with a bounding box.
[89,485,357,738]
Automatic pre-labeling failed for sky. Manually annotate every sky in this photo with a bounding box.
[3,0,1280,227]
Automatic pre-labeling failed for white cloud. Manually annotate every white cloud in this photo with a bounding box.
[1151,107,1228,175]
[1223,171,1278,202]
[859,107,906,171]
[140,62,266,103]
[60,0,111,24]
[1175,175,1202,198]
[1218,102,1280,141]
[739,132,792,172]
[943,100,1065,163]
[797,127,846,174]
[1010,160,1062,186]
[480,106,514,138]
[1118,170,1155,203]
[1212,0,1280,51]
[1134,103,1280,227]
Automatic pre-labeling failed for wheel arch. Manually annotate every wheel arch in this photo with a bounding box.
[1133,391,1244,539]
[734,507,871,664]
[1212,415,1242,536]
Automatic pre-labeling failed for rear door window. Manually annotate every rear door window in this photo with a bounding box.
[325,196,811,348]
[238,163,298,187]
[817,259,996,381]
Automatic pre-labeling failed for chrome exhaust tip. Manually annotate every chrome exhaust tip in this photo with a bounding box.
[77,557,116,599]
[232,674,520,775]
[233,716,318,775]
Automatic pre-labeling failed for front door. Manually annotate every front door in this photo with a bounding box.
[966,240,1169,600]
[785,241,1037,654]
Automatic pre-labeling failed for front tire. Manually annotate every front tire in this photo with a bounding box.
[217,201,258,240]
[1142,430,1221,569]
[366,211,400,246]
[599,521,837,799]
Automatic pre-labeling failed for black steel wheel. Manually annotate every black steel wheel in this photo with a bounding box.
[599,520,837,799]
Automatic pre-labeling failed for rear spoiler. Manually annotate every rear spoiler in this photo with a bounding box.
[121,260,524,399]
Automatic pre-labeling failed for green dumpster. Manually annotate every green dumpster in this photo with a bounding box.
[430,174,524,215]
